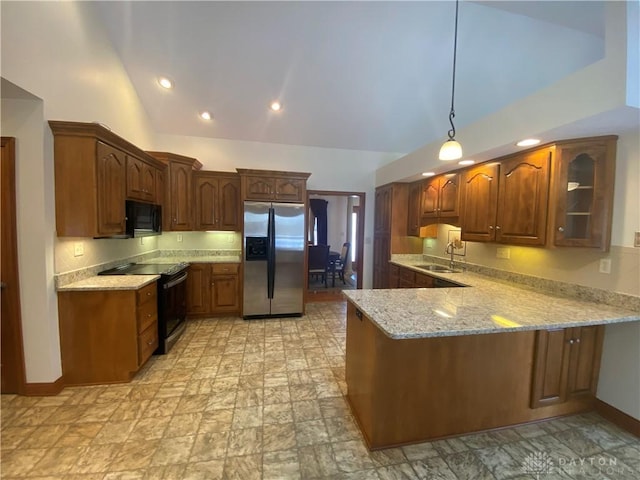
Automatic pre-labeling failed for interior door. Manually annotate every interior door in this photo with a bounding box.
[1,137,26,394]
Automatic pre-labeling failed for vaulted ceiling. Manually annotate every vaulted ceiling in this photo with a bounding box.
[91,1,606,154]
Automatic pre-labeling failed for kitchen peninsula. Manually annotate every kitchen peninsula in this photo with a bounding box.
[343,268,639,450]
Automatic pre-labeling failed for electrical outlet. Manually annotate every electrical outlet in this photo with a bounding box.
[635,232,640,247]
[177,234,183,243]
[73,242,84,257]
[599,258,611,274]
[496,247,510,259]
[139,237,144,246]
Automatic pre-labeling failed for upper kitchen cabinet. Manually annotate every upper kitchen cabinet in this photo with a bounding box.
[194,172,241,231]
[420,173,461,224]
[147,152,203,231]
[126,155,162,204]
[548,136,617,251]
[237,168,310,203]
[460,147,551,246]
[407,181,422,236]
[50,121,163,237]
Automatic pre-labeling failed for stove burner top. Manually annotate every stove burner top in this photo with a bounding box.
[98,262,189,277]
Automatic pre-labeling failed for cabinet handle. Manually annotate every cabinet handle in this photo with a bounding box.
[575,338,580,344]
[355,309,363,320]
[147,313,152,318]
[147,340,154,345]
[558,226,564,232]
[147,292,152,296]
[489,226,494,230]
[568,339,575,344]
[495,226,501,230]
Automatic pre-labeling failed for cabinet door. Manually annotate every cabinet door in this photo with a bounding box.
[553,141,615,250]
[531,329,571,408]
[372,235,390,289]
[245,176,275,201]
[566,326,604,398]
[439,174,460,217]
[211,275,240,313]
[155,166,165,210]
[414,272,434,288]
[374,187,391,235]
[420,178,439,220]
[460,163,499,242]
[96,142,127,236]
[194,175,219,231]
[398,268,415,288]
[389,264,400,288]
[496,149,550,246]
[187,264,210,315]
[218,176,240,230]
[126,156,155,202]
[274,178,304,202]
[407,182,422,236]
[169,162,193,231]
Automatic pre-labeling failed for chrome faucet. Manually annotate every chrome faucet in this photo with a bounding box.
[445,242,456,270]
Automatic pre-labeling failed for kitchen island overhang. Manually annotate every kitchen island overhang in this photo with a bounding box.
[343,283,639,450]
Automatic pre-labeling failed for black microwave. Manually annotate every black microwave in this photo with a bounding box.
[126,200,162,237]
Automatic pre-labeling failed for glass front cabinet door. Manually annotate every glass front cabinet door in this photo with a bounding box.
[552,137,617,251]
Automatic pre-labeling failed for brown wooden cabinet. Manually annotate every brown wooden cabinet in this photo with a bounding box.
[531,325,604,408]
[50,121,167,237]
[420,173,461,224]
[147,152,202,231]
[187,263,240,316]
[194,172,241,231]
[126,155,160,203]
[407,181,422,236]
[461,147,551,246]
[372,183,423,289]
[237,168,310,203]
[549,136,617,251]
[57,282,158,385]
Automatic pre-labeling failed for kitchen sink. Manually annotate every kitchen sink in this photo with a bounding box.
[414,264,461,273]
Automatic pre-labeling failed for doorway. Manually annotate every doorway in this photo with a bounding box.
[306,190,365,302]
[1,137,26,394]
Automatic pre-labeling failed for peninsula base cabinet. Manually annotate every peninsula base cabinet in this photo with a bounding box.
[187,263,240,316]
[57,282,158,385]
[531,326,604,408]
[345,302,605,450]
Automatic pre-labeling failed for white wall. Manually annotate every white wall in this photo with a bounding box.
[1,96,61,383]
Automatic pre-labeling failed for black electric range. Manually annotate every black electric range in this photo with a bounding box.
[99,262,189,354]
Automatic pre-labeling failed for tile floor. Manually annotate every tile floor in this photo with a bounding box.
[1,302,638,479]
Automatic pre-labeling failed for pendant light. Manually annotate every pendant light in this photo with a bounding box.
[439,0,463,161]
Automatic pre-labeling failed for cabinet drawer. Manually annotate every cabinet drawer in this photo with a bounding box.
[138,324,158,366]
[137,300,157,333]
[211,263,239,274]
[137,282,157,306]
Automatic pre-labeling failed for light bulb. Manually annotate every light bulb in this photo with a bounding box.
[439,140,463,161]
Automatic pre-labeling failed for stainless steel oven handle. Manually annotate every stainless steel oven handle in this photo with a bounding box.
[163,272,188,290]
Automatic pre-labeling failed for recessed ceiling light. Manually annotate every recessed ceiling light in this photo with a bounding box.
[157,77,173,89]
[458,159,475,166]
[270,101,282,112]
[422,172,436,177]
[200,111,212,121]
[516,138,540,147]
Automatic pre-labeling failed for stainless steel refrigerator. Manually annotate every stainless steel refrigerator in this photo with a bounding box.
[243,201,305,318]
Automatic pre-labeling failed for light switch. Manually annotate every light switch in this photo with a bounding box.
[73,242,84,257]
[635,232,640,247]
[599,258,611,274]
[177,234,183,243]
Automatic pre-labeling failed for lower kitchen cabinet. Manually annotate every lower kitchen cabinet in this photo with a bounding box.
[57,282,158,385]
[531,325,604,408]
[187,263,240,316]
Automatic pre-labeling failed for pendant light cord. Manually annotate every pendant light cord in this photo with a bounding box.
[447,0,459,141]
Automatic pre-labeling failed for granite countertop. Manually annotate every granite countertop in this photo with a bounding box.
[57,275,160,292]
[343,261,639,340]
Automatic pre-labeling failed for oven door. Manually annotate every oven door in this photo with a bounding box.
[158,271,188,348]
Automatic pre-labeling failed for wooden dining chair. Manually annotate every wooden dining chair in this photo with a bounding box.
[308,244,330,288]
[330,242,351,286]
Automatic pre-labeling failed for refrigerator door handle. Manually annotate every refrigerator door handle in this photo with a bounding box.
[267,206,276,299]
